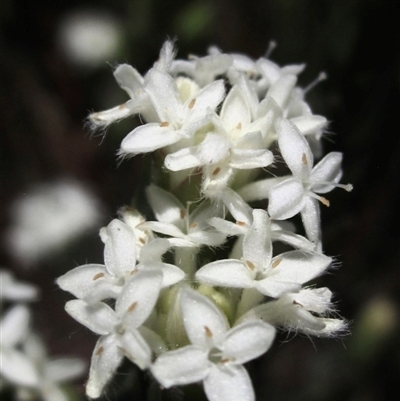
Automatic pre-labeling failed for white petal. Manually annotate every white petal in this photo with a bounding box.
[104,219,136,277]
[188,230,226,247]
[113,64,144,98]
[267,250,332,286]
[145,69,183,122]
[1,305,30,347]
[116,269,162,328]
[196,260,255,290]
[120,123,182,155]
[180,287,229,347]
[238,176,285,202]
[267,74,297,108]
[86,336,123,399]
[221,188,253,224]
[209,217,245,236]
[204,364,254,401]
[119,329,151,369]
[255,279,300,298]
[139,221,185,239]
[45,358,86,382]
[243,209,272,271]
[196,133,231,165]
[310,152,343,193]
[89,102,135,127]
[65,300,117,335]
[290,115,327,136]
[139,261,185,287]
[151,346,210,387]
[190,79,225,118]
[277,118,313,178]
[146,185,184,226]
[139,238,170,262]
[272,230,316,252]
[301,196,321,244]
[164,147,202,171]
[220,85,251,132]
[221,320,275,364]
[230,148,274,169]
[268,178,305,220]
[56,264,109,299]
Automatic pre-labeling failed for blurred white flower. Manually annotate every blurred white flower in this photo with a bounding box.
[0,270,39,301]
[58,9,122,68]
[6,180,101,266]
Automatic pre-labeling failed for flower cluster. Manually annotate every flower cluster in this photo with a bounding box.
[58,41,352,401]
[0,270,85,401]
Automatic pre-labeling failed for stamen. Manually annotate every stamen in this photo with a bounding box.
[139,237,146,244]
[236,122,242,130]
[129,269,137,275]
[236,221,246,226]
[265,40,277,58]
[160,121,170,127]
[304,72,327,94]
[118,103,127,110]
[246,260,256,270]
[189,222,198,229]
[302,153,308,165]
[95,346,104,356]
[180,208,186,219]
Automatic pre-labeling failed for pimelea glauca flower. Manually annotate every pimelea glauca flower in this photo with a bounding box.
[58,41,352,401]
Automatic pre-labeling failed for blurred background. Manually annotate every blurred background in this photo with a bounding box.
[1,0,399,400]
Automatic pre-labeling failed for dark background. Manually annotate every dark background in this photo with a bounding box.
[1,0,399,400]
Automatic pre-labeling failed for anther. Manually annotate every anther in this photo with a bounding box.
[302,153,308,165]
[93,273,105,281]
[204,326,213,337]
[212,167,221,176]
[188,99,196,109]
[95,346,104,356]
[160,121,170,127]
[180,209,186,219]
[236,221,246,226]
[271,257,282,268]
[118,103,127,110]
[246,260,256,270]
[127,301,138,312]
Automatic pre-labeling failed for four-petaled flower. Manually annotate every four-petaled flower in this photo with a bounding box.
[151,288,276,401]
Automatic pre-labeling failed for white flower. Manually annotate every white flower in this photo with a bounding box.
[151,288,275,401]
[17,334,85,401]
[164,84,274,196]
[119,69,225,156]
[6,180,101,266]
[196,209,331,298]
[65,269,163,398]
[209,189,316,251]
[268,118,352,245]
[57,219,184,302]
[240,287,347,337]
[0,270,39,302]
[139,184,226,248]
[0,305,38,387]
[89,41,176,127]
